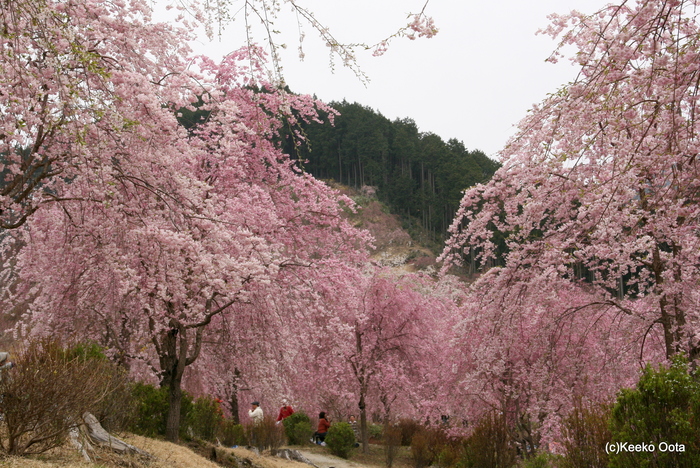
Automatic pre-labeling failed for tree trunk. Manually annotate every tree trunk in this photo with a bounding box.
[229,368,241,424]
[165,377,183,442]
[156,322,190,443]
[359,388,369,454]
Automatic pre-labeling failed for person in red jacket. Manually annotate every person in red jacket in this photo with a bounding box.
[276,399,294,423]
[312,412,331,445]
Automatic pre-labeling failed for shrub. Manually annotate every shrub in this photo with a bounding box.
[129,382,193,439]
[246,414,284,452]
[0,339,130,456]
[325,422,356,459]
[411,426,444,468]
[397,418,422,446]
[436,444,462,468]
[129,382,168,437]
[283,411,313,445]
[608,356,700,468]
[186,395,224,441]
[520,451,562,468]
[291,420,313,446]
[220,420,248,446]
[460,412,517,468]
[559,402,610,468]
[368,423,383,441]
[64,342,134,433]
[384,423,403,467]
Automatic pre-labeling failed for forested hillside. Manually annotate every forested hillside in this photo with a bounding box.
[282,101,500,239]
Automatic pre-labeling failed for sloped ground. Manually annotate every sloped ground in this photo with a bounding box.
[0,436,315,468]
[334,185,438,274]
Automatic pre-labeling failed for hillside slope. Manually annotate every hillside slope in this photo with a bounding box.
[0,436,312,468]
[334,183,439,273]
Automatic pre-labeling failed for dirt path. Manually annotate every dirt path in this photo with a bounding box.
[295,449,369,468]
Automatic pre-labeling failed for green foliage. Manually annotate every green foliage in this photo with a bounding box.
[220,420,248,446]
[559,402,610,468]
[291,421,313,446]
[186,395,224,442]
[368,423,384,441]
[325,422,356,459]
[128,382,193,439]
[283,411,313,445]
[435,443,463,468]
[520,451,562,468]
[608,356,700,468]
[63,341,109,361]
[283,100,499,240]
[175,96,212,131]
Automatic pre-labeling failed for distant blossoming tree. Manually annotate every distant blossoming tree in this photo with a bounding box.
[441,0,698,443]
[11,12,370,444]
[1,0,442,444]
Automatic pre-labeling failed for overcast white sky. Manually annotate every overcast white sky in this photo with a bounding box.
[188,0,611,159]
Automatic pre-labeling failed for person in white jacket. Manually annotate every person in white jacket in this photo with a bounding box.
[248,401,264,448]
[0,352,13,383]
[248,401,263,424]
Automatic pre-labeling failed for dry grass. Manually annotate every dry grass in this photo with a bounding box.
[0,443,94,467]
[0,430,415,468]
[0,434,321,468]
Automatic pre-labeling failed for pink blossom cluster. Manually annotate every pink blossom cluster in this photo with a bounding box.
[440,0,700,442]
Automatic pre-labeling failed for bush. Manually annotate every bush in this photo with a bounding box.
[0,339,131,456]
[368,423,383,441]
[291,421,313,446]
[608,356,700,468]
[397,418,422,446]
[186,395,224,441]
[129,382,193,439]
[411,426,444,468]
[63,342,134,433]
[559,402,610,468]
[283,411,313,445]
[384,424,403,467]
[520,451,562,468]
[220,420,248,446]
[436,444,463,468]
[246,414,285,452]
[460,412,517,468]
[325,422,356,459]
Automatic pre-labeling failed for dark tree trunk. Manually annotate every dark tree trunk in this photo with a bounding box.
[359,390,369,454]
[156,323,189,443]
[165,377,183,442]
[151,299,234,443]
[229,368,241,424]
